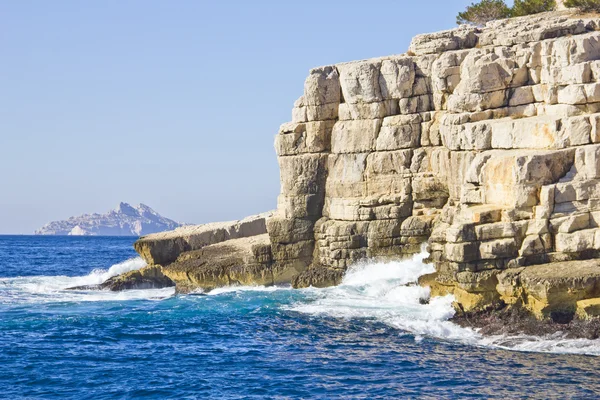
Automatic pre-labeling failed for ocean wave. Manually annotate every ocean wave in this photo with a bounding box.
[207,285,292,296]
[286,249,478,344]
[478,334,600,356]
[0,257,174,303]
[69,256,147,287]
[287,249,600,356]
[2,250,600,355]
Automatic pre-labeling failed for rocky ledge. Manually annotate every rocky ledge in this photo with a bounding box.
[98,212,284,293]
[105,10,600,336]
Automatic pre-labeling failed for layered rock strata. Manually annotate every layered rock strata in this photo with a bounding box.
[270,11,600,322]
[135,212,271,265]
[108,213,275,292]
[163,234,274,293]
[117,11,600,325]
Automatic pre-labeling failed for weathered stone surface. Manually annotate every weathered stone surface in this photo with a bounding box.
[163,234,277,293]
[134,212,273,266]
[497,259,600,320]
[276,121,335,156]
[114,11,600,323]
[409,26,479,56]
[67,265,175,291]
[100,265,175,291]
[292,266,345,289]
[576,298,600,320]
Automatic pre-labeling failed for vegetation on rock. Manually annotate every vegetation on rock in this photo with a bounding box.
[512,0,557,17]
[457,0,512,25]
[564,0,600,11]
[457,0,557,25]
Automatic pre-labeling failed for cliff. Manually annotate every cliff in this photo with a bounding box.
[36,202,181,236]
[271,10,600,322]
[122,11,600,326]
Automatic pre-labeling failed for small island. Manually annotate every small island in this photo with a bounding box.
[35,202,181,236]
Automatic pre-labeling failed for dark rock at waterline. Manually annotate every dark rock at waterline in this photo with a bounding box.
[292,266,345,289]
[66,265,175,292]
[66,284,103,291]
[100,267,175,291]
[453,303,600,340]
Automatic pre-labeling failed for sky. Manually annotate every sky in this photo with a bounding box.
[0,0,479,234]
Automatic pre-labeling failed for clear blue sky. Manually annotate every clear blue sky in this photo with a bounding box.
[1,0,477,234]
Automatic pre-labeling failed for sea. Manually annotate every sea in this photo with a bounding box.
[1,235,600,399]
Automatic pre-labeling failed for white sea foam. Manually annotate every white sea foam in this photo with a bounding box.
[3,250,600,355]
[69,257,148,287]
[207,285,290,296]
[286,248,600,356]
[0,257,174,304]
[478,334,600,356]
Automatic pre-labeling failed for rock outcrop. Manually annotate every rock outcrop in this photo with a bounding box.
[134,212,272,265]
[67,265,175,291]
[36,202,181,236]
[110,11,600,327]
[106,213,275,293]
[162,234,275,293]
[99,265,175,291]
[269,11,600,323]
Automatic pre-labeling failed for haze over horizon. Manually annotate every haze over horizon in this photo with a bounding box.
[1,0,477,234]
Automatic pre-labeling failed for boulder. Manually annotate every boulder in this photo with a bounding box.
[67,265,175,291]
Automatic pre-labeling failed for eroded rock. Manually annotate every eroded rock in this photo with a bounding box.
[101,11,600,326]
[134,212,273,266]
[269,10,600,320]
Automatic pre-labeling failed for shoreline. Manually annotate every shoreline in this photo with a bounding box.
[452,304,600,340]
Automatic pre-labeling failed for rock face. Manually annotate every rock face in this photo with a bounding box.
[163,234,275,293]
[123,213,276,293]
[99,265,175,291]
[35,203,181,236]
[269,11,600,323]
[497,259,600,320]
[118,11,600,326]
[134,212,272,265]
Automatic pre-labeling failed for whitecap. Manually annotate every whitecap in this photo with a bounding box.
[207,285,292,296]
[0,257,175,304]
[287,247,600,356]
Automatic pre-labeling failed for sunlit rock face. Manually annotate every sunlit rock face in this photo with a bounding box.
[271,11,600,319]
[121,11,600,322]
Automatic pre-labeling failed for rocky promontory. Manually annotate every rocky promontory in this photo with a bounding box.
[109,10,600,332]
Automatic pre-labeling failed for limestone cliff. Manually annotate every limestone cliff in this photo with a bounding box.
[270,11,600,322]
[125,11,600,326]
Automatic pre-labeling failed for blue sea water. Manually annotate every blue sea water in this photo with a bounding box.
[1,236,600,399]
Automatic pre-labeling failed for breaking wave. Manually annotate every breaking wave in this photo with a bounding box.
[0,257,174,303]
[286,250,477,343]
[281,249,600,356]
[2,249,599,355]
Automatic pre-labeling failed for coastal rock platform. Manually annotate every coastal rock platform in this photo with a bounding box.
[104,10,600,335]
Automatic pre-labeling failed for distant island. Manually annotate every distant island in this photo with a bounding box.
[35,202,182,236]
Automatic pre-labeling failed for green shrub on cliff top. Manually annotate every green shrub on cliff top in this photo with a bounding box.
[457,0,557,25]
[564,0,600,12]
[456,0,511,25]
[511,0,556,16]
